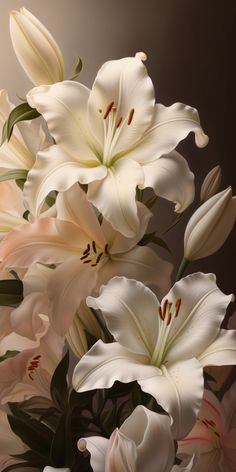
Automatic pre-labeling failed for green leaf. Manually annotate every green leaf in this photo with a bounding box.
[0,169,28,183]
[50,350,69,410]
[1,102,40,144]
[69,57,83,80]
[0,350,19,363]
[138,232,171,254]
[0,279,23,306]
[144,194,158,208]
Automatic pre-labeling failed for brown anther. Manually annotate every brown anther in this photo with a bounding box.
[91,263,97,267]
[96,252,103,264]
[158,306,164,320]
[83,259,92,264]
[214,431,220,437]
[33,355,41,360]
[92,241,97,253]
[83,244,90,255]
[104,101,115,119]
[162,300,168,319]
[175,298,181,317]
[167,311,172,326]
[99,109,102,113]
[104,243,109,254]
[28,366,35,371]
[116,116,123,128]
[127,108,135,125]
[207,420,216,427]
[201,420,208,426]
[80,253,90,261]
[29,373,34,381]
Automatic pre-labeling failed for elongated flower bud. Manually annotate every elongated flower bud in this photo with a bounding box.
[184,187,236,260]
[200,165,222,202]
[10,8,64,85]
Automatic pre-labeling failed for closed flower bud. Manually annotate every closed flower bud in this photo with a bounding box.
[184,187,236,260]
[10,8,64,85]
[200,165,222,202]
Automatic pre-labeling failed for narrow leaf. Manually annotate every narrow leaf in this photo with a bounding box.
[138,232,171,254]
[50,350,69,410]
[69,57,83,80]
[1,102,40,144]
[0,169,28,183]
[0,350,19,363]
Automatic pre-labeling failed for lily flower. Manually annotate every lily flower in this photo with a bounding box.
[178,384,236,471]
[10,8,64,86]
[72,273,236,439]
[0,183,172,335]
[25,54,208,237]
[0,89,47,170]
[0,180,25,240]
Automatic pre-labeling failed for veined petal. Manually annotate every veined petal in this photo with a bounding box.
[79,436,108,472]
[0,218,80,268]
[56,183,106,246]
[88,55,155,152]
[87,158,144,238]
[141,151,195,213]
[101,202,152,254]
[87,277,160,358]
[120,405,175,472]
[24,144,107,216]
[128,102,209,164]
[48,258,98,335]
[139,358,204,439]
[97,246,172,297]
[198,330,236,367]
[163,273,233,363]
[72,340,159,392]
[27,81,99,161]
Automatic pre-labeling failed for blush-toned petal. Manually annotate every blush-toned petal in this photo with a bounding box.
[128,102,209,164]
[97,246,172,298]
[87,277,160,358]
[56,183,106,246]
[141,151,195,212]
[48,258,98,335]
[72,340,159,392]
[27,81,99,161]
[87,158,144,238]
[88,55,155,152]
[163,273,233,363]
[0,218,80,268]
[120,405,175,472]
[139,358,204,439]
[24,145,107,216]
[0,181,25,236]
[105,429,137,472]
[198,330,236,367]
[222,382,236,431]
[10,293,48,340]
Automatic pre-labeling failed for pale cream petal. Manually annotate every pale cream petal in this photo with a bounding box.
[198,330,236,367]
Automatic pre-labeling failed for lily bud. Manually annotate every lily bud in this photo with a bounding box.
[10,8,64,85]
[200,165,222,202]
[184,187,236,260]
[43,468,70,472]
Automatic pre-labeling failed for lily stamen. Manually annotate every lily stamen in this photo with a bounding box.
[27,355,41,380]
[127,108,135,125]
[103,101,115,119]
[175,298,181,317]
[104,243,109,254]
[92,241,97,253]
[80,253,90,261]
[116,116,123,128]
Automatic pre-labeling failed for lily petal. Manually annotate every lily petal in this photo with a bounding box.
[198,330,236,367]
[141,151,195,212]
[72,340,159,392]
[79,436,108,472]
[139,358,204,439]
[87,158,144,238]
[10,292,48,340]
[87,277,160,358]
[24,145,107,216]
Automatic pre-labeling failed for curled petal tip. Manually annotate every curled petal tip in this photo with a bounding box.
[195,130,209,148]
[135,51,147,61]
[78,438,87,452]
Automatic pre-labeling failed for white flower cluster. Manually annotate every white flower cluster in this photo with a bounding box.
[0,7,236,472]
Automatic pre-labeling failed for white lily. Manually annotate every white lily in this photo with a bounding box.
[178,384,236,471]
[10,8,64,86]
[0,89,46,170]
[72,273,236,439]
[0,183,172,335]
[25,54,208,237]
[184,187,236,261]
[78,405,176,472]
[0,180,25,240]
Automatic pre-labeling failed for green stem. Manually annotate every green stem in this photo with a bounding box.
[176,257,189,281]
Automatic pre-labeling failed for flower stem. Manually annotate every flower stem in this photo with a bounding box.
[176,257,189,281]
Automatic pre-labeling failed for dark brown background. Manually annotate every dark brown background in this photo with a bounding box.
[0,0,236,298]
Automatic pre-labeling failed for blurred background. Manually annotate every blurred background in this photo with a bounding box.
[0,0,235,299]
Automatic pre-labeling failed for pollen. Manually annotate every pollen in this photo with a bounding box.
[104,101,115,119]
[127,108,135,125]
